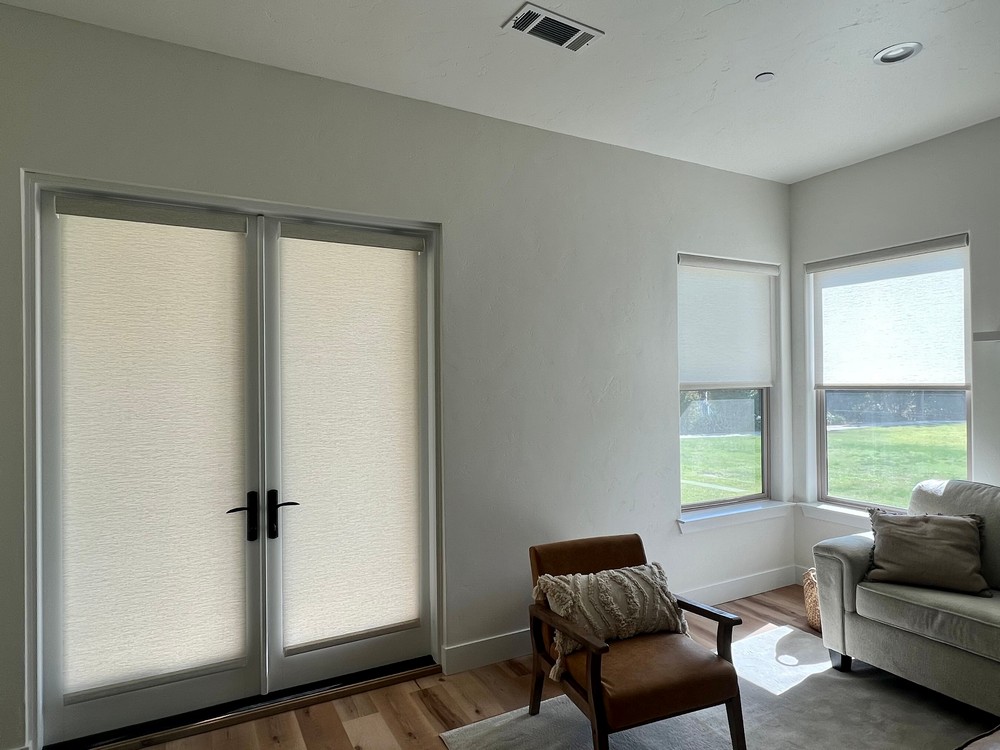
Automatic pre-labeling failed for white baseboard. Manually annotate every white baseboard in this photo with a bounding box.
[441,566,800,673]
[441,628,531,674]
[678,565,798,606]
[794,564,812,580]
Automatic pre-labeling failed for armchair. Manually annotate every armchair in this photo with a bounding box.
[528,534,747,750]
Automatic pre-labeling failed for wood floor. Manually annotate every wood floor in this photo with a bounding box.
[147,585,810,750]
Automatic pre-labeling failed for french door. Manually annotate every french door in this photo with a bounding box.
[35,188,434,744]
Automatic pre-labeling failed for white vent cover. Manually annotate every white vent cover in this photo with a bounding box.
[502,3,603,51]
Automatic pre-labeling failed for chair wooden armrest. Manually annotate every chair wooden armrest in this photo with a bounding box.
[675,596,742,626]
[529,603,610,654]
[675,595,742,663]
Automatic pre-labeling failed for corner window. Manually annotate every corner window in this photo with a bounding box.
[808,238,970,508]
[677,255,778,507]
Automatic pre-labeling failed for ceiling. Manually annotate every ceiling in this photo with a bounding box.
[6,0,1000,183]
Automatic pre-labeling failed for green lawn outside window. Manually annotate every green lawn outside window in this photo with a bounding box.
[679,422,967,507]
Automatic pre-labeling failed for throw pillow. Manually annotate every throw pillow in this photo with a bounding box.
[533,561,688,679]
[866,509,992,597]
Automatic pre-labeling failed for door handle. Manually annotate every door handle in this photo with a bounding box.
[227,490,260,542]
[266,489,300,539]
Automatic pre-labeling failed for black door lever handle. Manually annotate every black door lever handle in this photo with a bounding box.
[266,489,300,539]
[227,490,260,542]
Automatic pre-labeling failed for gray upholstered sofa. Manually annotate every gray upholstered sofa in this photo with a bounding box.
[813,479,1000,716]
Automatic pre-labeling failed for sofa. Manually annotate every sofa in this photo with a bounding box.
[813,479,1000,716]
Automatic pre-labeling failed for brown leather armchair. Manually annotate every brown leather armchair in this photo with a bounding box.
[528,534,747,750]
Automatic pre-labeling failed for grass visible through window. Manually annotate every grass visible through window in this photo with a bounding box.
[826,422,967,507]
[680,434,763,505]
[680,422,967,507]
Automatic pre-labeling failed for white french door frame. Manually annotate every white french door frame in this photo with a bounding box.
[262,217,434,689]
[36,192,265,743]
[22,172,442,747]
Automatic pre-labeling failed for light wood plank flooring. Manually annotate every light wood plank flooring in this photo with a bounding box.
[147,585,810,750]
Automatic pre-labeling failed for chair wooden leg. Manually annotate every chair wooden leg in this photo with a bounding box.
[590,720,609,750]
[726,694,747,750]
[528,661,544,716]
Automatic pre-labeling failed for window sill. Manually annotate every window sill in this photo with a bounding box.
[676,500,793,535]
[798,502,871,530]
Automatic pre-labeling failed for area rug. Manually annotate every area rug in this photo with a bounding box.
[441,626,998,750]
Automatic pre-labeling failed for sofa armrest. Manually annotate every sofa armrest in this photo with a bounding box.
[813,532,873,654]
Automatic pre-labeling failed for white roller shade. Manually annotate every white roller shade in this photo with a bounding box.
[677,262,775,387]
[814,246,968,387]
[57,214,248,694]
[278,234,421,650]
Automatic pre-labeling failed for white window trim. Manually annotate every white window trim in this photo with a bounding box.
[797,502,871,531]
[677,499,793,534]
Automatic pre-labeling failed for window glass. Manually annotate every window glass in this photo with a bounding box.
[825,389,967,508]
[680,389,764,505]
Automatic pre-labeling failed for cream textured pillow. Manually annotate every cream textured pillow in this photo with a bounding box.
[866,509,992,597]
[533,562,688,679]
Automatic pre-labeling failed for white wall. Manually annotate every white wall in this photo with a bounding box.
[0,7,791,747]
[789,117,1000,570]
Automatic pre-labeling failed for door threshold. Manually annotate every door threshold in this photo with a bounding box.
[46,656,441,750]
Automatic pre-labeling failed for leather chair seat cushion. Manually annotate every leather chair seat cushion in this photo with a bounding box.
[564,632,738,731]
[856,582,1000,661]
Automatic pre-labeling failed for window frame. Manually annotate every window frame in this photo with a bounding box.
[808,238,972,509]
[676,254,779,510]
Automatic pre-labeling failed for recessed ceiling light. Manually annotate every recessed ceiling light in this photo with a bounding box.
[755,72,775,82]
[874,42,923,65]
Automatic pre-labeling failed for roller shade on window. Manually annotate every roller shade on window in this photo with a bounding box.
[280,220,424,252]
[55,194,248,234]
[677,255,777,388]
[811,244,969,388]
[277,226,422,651]
[55,212,249,694]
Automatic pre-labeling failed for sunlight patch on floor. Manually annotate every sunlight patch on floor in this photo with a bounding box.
[732,625,829,695]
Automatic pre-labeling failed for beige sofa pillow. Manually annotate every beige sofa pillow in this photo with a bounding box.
[866,509,992,597]
[533,561,688,678]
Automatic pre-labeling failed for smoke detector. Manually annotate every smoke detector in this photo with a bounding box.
[502,3,604,52]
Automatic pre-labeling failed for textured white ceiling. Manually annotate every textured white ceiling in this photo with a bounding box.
[6,0,1000,183]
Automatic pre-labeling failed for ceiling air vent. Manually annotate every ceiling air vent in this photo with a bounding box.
[502,3,604,51]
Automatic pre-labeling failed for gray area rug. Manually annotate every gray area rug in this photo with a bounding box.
[441,626,998,749]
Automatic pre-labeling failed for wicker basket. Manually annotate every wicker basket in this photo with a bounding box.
[803,567,822,632]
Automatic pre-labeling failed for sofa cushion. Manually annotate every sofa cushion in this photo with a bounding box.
[563,632,738,731]
[856,582,1000,662]
[866,509,991,596]
[910,480,1000,589]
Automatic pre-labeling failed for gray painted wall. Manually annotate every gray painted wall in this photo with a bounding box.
[0,6,791,747]
[790,117,1000,568]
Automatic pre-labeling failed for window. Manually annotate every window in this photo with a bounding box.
[808,236,970,508]
[677,254,778,506]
